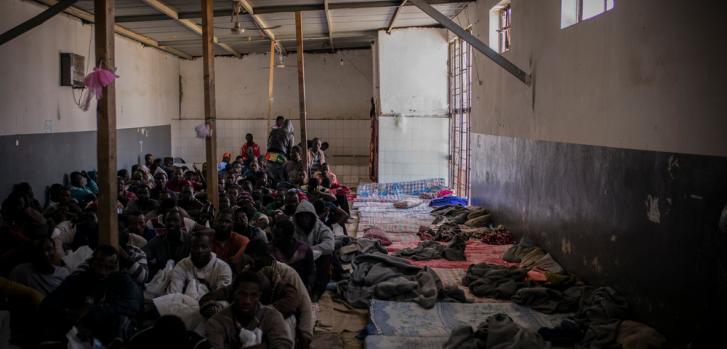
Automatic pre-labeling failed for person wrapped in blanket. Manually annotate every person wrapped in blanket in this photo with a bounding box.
[266,116,295,183]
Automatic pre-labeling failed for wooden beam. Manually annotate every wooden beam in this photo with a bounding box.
[116,0,474,21]
[0,0,78,45]
[267,40,275,130]
[295,11,309,170]
[94,0,118,248]
[33,0,192,59]
[239,0,285,54]
[201,0,219,211]
[140,0,240,58]
[323,0,334,51]
[408,0,531,85]
[386,0,407,34]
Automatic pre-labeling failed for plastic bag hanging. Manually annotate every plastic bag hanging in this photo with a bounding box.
[81,67,118,111]
[195,123,213,139]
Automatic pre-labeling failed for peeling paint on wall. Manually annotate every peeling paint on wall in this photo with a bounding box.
[561,238,573,255]
[667,155,680,179]
[645,195,661,223]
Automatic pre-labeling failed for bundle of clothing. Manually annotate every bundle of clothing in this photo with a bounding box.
[337,253,465,309]
[431,205,492,227]
[462,263,529,299]
[360,227,392,246]
[503,238,564,273]
[537,287,631,348]
[443,313,551,349]
[394,236,467,261]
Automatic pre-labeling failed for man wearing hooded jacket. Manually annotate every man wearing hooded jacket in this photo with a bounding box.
[292,200,333,301]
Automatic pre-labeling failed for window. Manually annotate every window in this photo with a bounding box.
[561,0,614,28]
[489,0,512,53]
[448,36,472,199]
[498,5,512,52]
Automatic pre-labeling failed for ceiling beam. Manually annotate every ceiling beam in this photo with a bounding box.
[323,0,334,51]
[409,0,531,85]
[115,0,474,22]
[1,0,78,46]
[32,0,192,59]
[239,0,285,54]
[386,0,407,34]
[140,0,240,58]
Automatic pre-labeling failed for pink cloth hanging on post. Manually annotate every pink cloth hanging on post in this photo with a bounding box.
[81,67,118,111]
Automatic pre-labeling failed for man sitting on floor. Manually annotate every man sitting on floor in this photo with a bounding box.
[205,272,294,349]
[39,245,143,347]
[143,210,191,277]
[200,238,313,348]
[68,171,99,206]
[270,219,315,291]
[210,211,249,265]
[167,232,232,300]
[293,200,334,301]
[233,207,267,242]
[9,237,69,296]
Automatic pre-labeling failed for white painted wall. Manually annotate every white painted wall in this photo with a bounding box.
[0,0,179,136]
[179,50,372,120]
[377,28,449,116]
[375,28,450,184]
[174,49,373,186]
[454,0,727,157]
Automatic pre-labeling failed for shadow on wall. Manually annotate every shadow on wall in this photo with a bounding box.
[469,133,727,345]
[0,126,171,203]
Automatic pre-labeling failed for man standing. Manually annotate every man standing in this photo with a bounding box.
[240,133,261,165]
[266,116,295,182]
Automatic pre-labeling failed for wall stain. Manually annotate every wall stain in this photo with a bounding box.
[645,195,661,223]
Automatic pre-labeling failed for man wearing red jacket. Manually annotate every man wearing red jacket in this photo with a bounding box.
[240,133,261,164]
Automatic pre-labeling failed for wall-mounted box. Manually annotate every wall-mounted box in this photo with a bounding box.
[60,52,85,88]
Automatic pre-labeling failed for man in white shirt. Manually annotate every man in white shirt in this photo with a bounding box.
[167,232,232,300]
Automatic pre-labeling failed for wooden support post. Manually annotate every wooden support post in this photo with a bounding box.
[267,40,275,130]
[94,0,118,247]
[202,0,219,210]
[295,12,309,170]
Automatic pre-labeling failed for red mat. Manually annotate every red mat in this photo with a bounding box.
[387,240,515,269]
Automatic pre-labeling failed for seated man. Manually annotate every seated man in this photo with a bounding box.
[9,237,69,296]
[167,232,232,300]
[200,239,313,348]
[68,171,99,206]
[270,220,315,290]
[119,227,149,285]
[293,200,334,301]
[211,211,249,265]
[240,133,261,164]
[205,272,294,349]
[143,210,191,277]
[127,314,211,349]
[233,207,267,242]
[125,185,159,215]
[39,245,143,347]
[282,146,305,184]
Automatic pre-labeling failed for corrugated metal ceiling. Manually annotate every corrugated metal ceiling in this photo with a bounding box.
[65,0,469,58]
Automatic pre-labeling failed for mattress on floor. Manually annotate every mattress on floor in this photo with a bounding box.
[356,178,446,197]
[368,300,570,337]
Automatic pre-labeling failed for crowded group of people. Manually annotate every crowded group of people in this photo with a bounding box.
[0,116,351,349]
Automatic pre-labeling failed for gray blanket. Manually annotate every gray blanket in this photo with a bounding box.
[338,253,462,309]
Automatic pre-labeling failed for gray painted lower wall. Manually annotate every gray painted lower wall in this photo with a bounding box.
[469,132,727,344]
[0,125,171,201]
